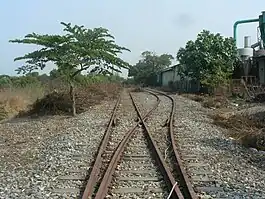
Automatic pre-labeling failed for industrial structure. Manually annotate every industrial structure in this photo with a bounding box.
[157,65,180,87]
[157,65,200,93]
[233,11,265,98]
[157,11,265,96]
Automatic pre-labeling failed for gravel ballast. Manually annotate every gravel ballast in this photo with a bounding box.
[0,90,159,199]
[0,101,115,199]
[174,94,265,199]
[2,90,264,199]
[110,130,168,199]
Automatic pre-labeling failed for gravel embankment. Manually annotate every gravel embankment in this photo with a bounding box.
[3,89,263,199]
[0,90,159,199]
[237,105,265,121]
[174,95,265,199]
[0,100,115,199]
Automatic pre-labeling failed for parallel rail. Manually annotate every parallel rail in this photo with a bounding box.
[81,95,121,199]
[82,90,161,198]
[145,88,198,199]
[81,88,198,199]
[129,92,184,199]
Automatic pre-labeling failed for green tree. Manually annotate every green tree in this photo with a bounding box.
[10,22,130,115]
[129,51,174,86]
[177,30,237,92]
[10,75,41,88]
[26,72,39,77]
[0,75,12,88]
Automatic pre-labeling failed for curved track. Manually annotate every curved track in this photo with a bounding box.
[145,88,197,199]
[80,88,198,199]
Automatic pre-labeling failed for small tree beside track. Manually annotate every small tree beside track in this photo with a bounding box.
[10,22,130,116]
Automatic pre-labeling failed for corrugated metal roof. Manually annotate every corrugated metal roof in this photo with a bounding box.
[159,64,179,73]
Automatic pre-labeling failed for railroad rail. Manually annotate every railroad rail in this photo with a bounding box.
[80,89,198,199]
[82,90,162,198]
[145,88,197,199]
[81,94,121,198]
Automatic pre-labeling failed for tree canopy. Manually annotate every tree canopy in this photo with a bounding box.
[177,30,237,90]
[10,22,130,115]
[9,22,131,79]
[128,51,174,85]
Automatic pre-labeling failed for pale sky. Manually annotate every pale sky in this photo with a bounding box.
[0,1,264,77]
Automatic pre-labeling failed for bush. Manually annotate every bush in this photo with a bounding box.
[0,87,44,120]
[17,83,122,117]
[213,112,265,150]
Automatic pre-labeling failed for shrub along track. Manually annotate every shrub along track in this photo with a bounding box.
[79,89,198,199]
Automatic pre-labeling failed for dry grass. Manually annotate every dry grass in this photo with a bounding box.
[0,83,122,120]
[16,82,122,117]
[212,111,265,150]
[0,87,44,120]
[181,93,229,109]
[182,93,265,150]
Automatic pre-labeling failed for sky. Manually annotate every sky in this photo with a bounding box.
[0,1,264,78]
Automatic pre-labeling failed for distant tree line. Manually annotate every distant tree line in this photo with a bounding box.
[128,51,174,86]
[8,21,238,114]
[0,70,124,89]
[128,30,238,92]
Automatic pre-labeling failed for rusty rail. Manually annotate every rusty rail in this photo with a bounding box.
[81,95,121,199]
[82,89,197,199]
[82,91,160,198]
[129,92,184,199]
[145,88,198,199]
[93,92,161,199]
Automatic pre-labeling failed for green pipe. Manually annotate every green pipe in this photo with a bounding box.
[233,18,259,45]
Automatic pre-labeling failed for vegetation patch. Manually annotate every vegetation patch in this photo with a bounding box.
[17,83,122,117]
[183,92,265,151]
[181,93,229,109]
[0,87,44,120]
[128,51,174,86]
[177,30,237,92]
[9,21,130,116]
[213,111,265,151]
[0,73,123,121]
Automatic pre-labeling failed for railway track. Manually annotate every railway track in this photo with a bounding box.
[80,89,198,199]
[145,89,197,199]
[52,88,198,198]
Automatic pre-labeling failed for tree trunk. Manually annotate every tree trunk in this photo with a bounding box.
[69,82,76,116]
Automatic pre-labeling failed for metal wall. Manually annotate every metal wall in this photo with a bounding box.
[173,79,201,93]
[161,70,174,86]
[258,58,265,84]
[160,67,181,87]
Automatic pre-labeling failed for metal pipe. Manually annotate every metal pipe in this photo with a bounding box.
[251,41,260,49]
[233,18,259,46]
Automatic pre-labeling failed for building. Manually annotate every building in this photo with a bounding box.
[157,64,180,87]
[157,64,200,93]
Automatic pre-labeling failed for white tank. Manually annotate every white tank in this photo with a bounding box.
[244,36,251,48]
[238,36,253,61]
[238,48,253,61]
